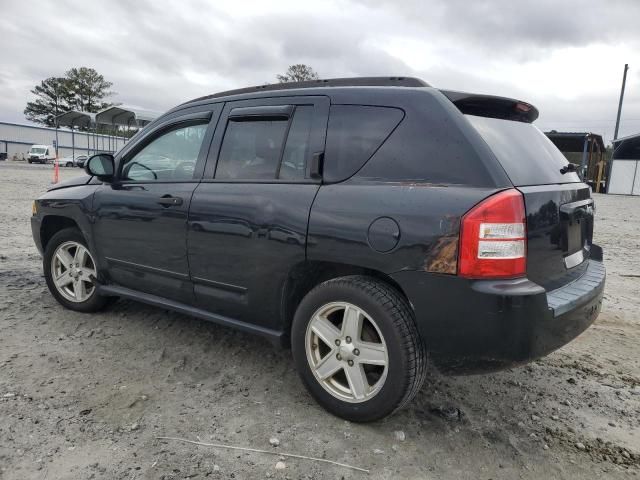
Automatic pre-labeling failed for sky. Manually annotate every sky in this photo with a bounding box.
[1,0,639,144]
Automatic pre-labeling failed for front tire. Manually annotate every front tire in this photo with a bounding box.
[291,276,427,422]
[43,227,108,312]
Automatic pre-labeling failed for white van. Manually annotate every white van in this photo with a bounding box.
[28,145,56,164]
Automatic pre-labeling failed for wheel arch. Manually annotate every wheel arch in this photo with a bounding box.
[40,216,81,252]
[279,260,410,346]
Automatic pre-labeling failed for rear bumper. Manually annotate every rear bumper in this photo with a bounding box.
[391,253,605,374]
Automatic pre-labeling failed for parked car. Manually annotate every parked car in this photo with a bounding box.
[31,77,605,421]
[59,154,88,168]
[75,156,88,168]
[28,144,56,164]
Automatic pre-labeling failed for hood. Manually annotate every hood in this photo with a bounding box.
[47,174,94,191]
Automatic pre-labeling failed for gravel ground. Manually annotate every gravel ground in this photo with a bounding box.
[0,161,639,480]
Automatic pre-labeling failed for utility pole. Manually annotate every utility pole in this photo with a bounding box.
[614,64,629,141]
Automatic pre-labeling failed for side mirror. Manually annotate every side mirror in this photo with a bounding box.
[85,153,115,181]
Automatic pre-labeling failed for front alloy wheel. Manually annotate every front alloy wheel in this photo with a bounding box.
[51,241,97,302]
[43,227,109,312]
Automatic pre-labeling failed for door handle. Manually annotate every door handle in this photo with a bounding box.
[157,195,183,207]
[309,151,324,179]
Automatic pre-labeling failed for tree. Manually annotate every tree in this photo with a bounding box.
[24,67,114,126]
[64,67,114,113]
[276,64,319,83]
[24,77,71,127]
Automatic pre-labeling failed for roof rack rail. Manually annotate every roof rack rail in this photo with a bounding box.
[186,77,429,104]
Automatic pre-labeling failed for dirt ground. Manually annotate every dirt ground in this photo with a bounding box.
[0,161,638,480]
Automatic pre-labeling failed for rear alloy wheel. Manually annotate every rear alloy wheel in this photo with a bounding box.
[292,276,427,422]
[305,302,388,403]
[43,228,109,312]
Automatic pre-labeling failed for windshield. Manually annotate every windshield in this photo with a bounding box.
[30,148,46,154]
[466,115,581,186]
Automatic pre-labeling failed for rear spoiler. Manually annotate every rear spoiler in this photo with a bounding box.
[440,90,539,123]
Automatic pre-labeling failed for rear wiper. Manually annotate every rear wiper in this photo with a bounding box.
[560,163,577,175]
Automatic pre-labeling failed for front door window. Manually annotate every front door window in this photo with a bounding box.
[122,124,208,181]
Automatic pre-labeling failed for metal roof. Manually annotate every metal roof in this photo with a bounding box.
[612,132,640,159]
[545,131,606,152]
[55,111,94,128]
[95,105,160,127]
[612,132,640,144]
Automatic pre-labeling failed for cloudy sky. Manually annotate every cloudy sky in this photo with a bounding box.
[1,0,639,143]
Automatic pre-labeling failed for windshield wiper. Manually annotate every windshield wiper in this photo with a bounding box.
[560,163,577,175]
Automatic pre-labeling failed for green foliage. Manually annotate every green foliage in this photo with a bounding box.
[24,67,114,127]
[276,64,319,83]
[64,67,114,113]
[23,77,70,127]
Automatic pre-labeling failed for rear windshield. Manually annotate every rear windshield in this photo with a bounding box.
[466,115,581,186]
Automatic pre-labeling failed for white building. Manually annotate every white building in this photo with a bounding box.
[0,121,127,160]
[608,132,640,195]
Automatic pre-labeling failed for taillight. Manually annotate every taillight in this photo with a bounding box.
[458,189,527,279]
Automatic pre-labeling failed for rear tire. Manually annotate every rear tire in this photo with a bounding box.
[43,227,109,313]
[291,275,427,422]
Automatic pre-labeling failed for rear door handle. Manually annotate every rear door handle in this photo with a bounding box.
[157,195,183,207]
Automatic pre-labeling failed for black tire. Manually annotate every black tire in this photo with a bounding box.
[66,162,73,167]
[43,227,109,313]
[291,275,427,422]
[28,159,33,164]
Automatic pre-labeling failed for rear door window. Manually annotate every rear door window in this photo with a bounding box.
[466,115,581,186]
[279,106,313,180]
[216,118,289,180]
[324,105,404,183]
[215,105,316,181]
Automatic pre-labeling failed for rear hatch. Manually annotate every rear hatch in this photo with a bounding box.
[444,91,593,290]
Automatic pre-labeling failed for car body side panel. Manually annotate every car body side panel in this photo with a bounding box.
[307,181,500,274]
[92,182,199,303]
[188,183,319,330]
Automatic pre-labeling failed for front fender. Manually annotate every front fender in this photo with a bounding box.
[32,184,100,262]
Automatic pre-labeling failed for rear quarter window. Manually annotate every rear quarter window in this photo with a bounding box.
[466,115,581,186]
[324,105,404,183]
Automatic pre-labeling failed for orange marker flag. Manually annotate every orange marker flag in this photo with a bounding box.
[52,159,59,184]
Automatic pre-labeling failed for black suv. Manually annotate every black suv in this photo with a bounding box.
[31,77,605,421]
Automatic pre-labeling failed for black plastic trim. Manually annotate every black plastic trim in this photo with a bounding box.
[98,284,283,342]
[546,259,605,316]
[229,105,293,119]
[105,257,189,280]
[186,77,429,104]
